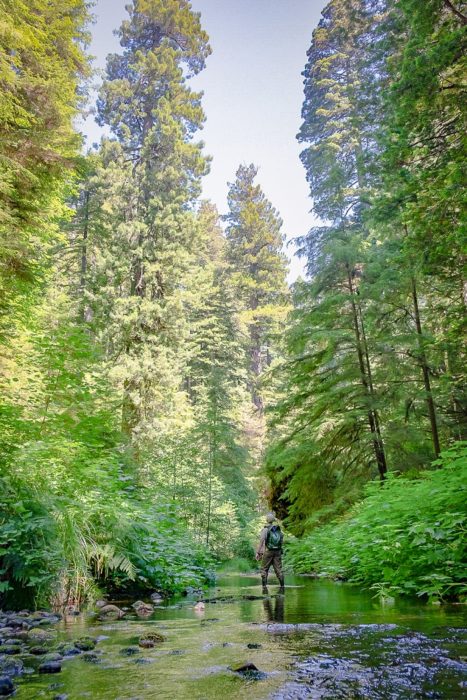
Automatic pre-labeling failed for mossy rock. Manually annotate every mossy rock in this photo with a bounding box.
[74,637,96,651]
[28,629,55,643]
[0,646,21,656]
[29,646,49,656]
[139,632,165,644]
[56,644,81,657]
[0,657,24,677]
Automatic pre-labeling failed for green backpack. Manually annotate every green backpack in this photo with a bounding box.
[265,524,283,550]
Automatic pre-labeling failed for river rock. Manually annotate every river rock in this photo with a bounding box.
[39,661,62,674]
[232,663,259,673]
[132,601,153,615]
[97,605,125,620]
[247,643,262,649]
[29,646,49,655]
[0,645,21,656]
[231,662,267,680]
[28,629,55,643]
[150,592,163,603]
[139,632,165,644]
[138,639,154,649]
[57,644,81,657]
[119,646,140,656]
[0,657,23,677]
[74,637,96,651]
[82,651,101,664]
[0,676,14,696]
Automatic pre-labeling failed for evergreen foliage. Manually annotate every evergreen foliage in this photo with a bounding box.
[0,0,91,337]
[225,164,290,412]
[266,0,467,554]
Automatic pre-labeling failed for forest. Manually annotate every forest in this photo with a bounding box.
[0,0,466,619]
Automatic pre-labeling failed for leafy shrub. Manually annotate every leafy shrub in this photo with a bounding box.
[108,504,215,594]
[0,431,214,608]
[287,443,467,601]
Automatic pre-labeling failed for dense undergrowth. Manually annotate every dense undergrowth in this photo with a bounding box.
[0,452,215,609]
[286,443,467,601]
[0,313,215,610]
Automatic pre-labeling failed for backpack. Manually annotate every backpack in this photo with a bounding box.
[265,524,283,550]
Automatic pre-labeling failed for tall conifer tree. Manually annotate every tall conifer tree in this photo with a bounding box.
[92,0,211,446]
[224,164,289,413]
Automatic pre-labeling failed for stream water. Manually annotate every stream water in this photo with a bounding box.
[13,574,467,699]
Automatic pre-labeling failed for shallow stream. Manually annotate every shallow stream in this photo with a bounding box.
[13,574,467,699]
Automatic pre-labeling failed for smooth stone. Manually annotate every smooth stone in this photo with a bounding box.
[97,605,125,619]
[0,676,14,696]
[39,661,62,674]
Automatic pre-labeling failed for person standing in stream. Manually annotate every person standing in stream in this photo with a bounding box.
[255,511,285,594]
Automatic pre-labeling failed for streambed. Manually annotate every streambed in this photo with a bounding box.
[5,574,467,699]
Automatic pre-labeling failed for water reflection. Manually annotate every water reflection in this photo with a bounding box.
[263,594,284,622]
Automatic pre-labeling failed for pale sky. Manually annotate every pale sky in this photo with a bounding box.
[83,0,327,281]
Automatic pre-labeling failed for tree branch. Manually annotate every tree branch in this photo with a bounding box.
[443,0,467,24]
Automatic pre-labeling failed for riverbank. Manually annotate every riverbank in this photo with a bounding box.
[1,575,466,699]
[286,445,467,601]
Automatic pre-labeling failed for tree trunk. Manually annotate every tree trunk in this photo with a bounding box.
[346,265,388,479]
[411,276,441,458]
[80,190,90,322]
[249,320,264,412]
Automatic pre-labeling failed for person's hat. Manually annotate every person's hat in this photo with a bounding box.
[266,512,275,523]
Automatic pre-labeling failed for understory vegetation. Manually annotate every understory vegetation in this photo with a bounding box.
[286,444,467,601]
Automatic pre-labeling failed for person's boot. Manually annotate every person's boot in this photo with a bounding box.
[278,576,285,594]
[261,576,268,595]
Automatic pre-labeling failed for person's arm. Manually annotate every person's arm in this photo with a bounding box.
[255,527,268,560]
